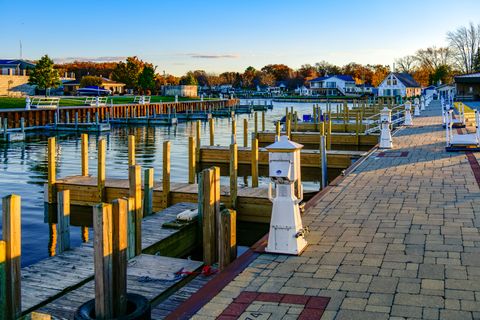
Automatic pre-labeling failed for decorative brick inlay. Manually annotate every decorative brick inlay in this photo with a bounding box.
[377,151,409,157]
[217,291,330,319]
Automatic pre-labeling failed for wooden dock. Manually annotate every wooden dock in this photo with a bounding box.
[198,145,367,169]
[21,203,199,315]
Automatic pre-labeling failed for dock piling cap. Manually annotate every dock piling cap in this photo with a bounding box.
[266,135,303,152]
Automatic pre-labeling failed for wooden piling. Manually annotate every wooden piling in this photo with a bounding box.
[111,199,128,317]
[251,135,259,188]
[254,112,258,135]
[143,168,154,216]
[196,120,201,161]
[230,143,238,209]
[286,113,291,139]
[81,226,89,243]
[199,167,220,265]
[126,198,135,259]
[57,190,70,253]
[93,202,113,319]
[231,119,236,143]
[0,240,6,319]
[356,112,360,145]
[217,208,236,270]
[129,165,142,256]
[294,111,298,131]
[81,134,88,176]
[243,118,248,148]
[327,114,332,150]
[162,141,171,208]
[188,136,196,184]
[275,121,281,141]
[47,137,56,203]
[261,111,265,131]
[128,135,135,166]
[209,118,214,146]
[98,139,106,202]
[2,194,21,320]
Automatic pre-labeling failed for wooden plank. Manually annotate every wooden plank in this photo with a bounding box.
[56,190,70,253]
[111,199,128,317]
[143,168,154,216]
[2,194,22,320]
[93,203,113,319]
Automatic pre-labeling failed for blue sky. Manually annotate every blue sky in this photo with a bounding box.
[1,0,480,75]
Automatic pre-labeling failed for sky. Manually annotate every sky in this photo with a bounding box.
[1,0,480,76]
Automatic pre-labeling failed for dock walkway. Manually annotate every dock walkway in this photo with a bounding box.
[190,100,480,319]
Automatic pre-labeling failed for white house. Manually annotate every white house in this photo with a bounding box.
[378,72,421,97]
[355,83,376,95]
[308,75,356,96]
[295,85,311,96]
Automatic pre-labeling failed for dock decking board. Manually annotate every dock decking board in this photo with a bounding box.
[21,203,197,315]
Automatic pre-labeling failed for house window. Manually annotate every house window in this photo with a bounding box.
[387,80,391,86]
[393,79,397,85]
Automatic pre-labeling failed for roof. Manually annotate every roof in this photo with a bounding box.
[392,73,420,88]
[309,75,355,83]
[63,77,125,86]
[0,59,36,68]
[455,72,480,83]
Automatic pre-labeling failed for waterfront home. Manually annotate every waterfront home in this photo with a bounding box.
[0,59,35,75]
[63,77,126,95]
[437,83,456,101]
[454,72,480,101]
[0,59,37,96]
[355,83,376,95]
[422,85,437,97]
[295,85,312,96]
[378,72,421,97]
[308,75,356,96]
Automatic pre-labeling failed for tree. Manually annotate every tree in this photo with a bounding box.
[315,61,341,76]
[256,72,276,87]
[138,63,156,93]
[431,64,452,85]
[297,64,318,83]
[80,76,103,87]
[415,47,452,72]
[111,56,144,90]
[370,65,390,87]
[28,55,61,95]
[242,66,257,88]
[447,22,480,73]
[261,64,293,82]
[473,48,480,72]
[179,72,198,85]
[395,55,417,73]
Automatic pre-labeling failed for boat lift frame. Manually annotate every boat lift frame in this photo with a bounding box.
[445,109,480,151]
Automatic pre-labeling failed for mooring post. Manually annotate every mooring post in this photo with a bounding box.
[74,112,78,130]
[196,120,201,162]
[81,134,89,176]
[143,168,154,216]
[188,136,196,184]
[87,111,91,123]
[47,137,56,203]
[126,198,135,259]
[320,135,328,189]
[0,240,6,319]
[98,139,106,202]
[217,206,236,271]
[162,141,171,208]
[275,121,281,141]
[57,190,71,253]
[254,112,258,135]
[231,119,236,144]
[129,165,142,256]
[199,167,220,265]
[128,135,135,166]
[294,111,298,131]
[229,143,238,209]
[93,202,114,319]
[66,111,70,124]
[251,134,259,188]
[2,194,21,320]
[95,112,99,125]
[243,118,248,147]
[356,111,360,145]
[209,118,214,146]
[111,199,128,317]
[20,118,25,134]
[286,113,291,139]
[261,111,265,131]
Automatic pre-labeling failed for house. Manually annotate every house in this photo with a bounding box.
[355,83,376,95]
[454,72,480,101]
[0,59,35,75]
[378,72,421,97]
[437,83,455,101]
[308,75,356,96]
[422,85,437,98]
[63,77,126,95]
[295,85,311,96]
[162,85,198,97]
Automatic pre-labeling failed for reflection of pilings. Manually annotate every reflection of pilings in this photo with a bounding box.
[81,226,89,243]
[48,223,57,257]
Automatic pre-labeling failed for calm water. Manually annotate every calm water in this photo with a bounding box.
[0,100,356,266]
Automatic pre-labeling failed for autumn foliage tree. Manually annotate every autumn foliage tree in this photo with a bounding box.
[80,76,103,87]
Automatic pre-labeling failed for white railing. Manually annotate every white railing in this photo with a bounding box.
[30,97,60,109]
[133,96,151,104]
[85,97,108,106]
[364,104,405,134]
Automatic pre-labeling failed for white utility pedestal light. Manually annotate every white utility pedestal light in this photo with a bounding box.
[265,135,308,255]
[379,107,393,149]
[414,97,420,116]
[404,101,413,126]
[420,96,426,111]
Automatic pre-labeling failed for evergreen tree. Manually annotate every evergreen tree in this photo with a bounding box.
[138,64,156,93]
[28,55,61,95]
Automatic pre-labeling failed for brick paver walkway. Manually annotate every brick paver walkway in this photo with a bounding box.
[193,101,480,320]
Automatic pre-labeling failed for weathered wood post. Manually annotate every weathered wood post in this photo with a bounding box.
[231,119,236,144]
[57,190,71,253]
[128,135,135,166]
[111,199,128,317]
[129,165,142,256]
[229,143,238,209]
[188,136,196,184]
[199,167,220,265]
[275,121,281,141]
[2,194,21,320]
[327,111,332,150]
[162,141,171,209]
[209,118,214,146]
[20,118,25,134]
[81,133,89,176]
[254,112,258,135]
[98,139,106,202]
[196,120,201,161]
[47,137,56,203]
[356,111,360,145]
[217,207,237,271]
[0,240,6,319]
[251,134,259,188]
[243,118,248,148]
[143,168,154,216]
[320,135,328,189]
[286,113,291,139]
[294,111,298,131]
[261,111,265,131]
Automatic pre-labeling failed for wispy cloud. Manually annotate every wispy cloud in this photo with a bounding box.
[187,53,239,59]
[53,56,126,63]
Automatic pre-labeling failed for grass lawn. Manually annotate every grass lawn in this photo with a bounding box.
[0,95,217,109]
